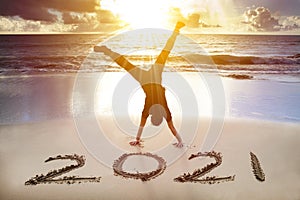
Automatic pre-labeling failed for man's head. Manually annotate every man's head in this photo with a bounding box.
[149,104,166,126]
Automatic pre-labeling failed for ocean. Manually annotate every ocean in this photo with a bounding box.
[0,33,299,82]
[0,32,300,124]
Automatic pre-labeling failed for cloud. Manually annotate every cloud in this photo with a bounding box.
[62,12,97,24]
[96,10,119,24]
[0,0,123,32]
[0,15,75,32]
[1,1,297,33]
[243,6,280,31]
[167,7,222,29]
[0,14,122,33]
[0,0,100,21]
[60,9,120,32]
[186,13,200,28]
[174,0,234,26]
[280,16,300,31]
[242,6,300,32]
[233,0,300,16]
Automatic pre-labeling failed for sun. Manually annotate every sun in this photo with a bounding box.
[101,0,171,28]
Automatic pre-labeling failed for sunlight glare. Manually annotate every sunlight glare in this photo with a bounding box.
[101,0,233,30]
[101,0,171,28]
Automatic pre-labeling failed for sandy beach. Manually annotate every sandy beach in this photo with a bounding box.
[1,117,299,199]
[0,72,300,199]
[0,0,300,198]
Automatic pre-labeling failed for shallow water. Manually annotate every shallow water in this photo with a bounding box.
[0,72,299,125]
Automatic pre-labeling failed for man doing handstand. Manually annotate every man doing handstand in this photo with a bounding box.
[94,22,185,148]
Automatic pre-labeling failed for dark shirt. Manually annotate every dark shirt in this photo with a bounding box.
[141,83,172,121]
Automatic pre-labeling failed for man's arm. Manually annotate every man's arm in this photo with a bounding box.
[167,121,183,148]
[129,116,147,146]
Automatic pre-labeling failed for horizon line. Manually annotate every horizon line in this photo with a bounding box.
[0,31,300,36]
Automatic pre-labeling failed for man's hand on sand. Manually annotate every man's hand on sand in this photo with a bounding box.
[173,142,184,148]
[129,140,144,147]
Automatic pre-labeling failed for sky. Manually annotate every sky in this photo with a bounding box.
[0,0,299,34]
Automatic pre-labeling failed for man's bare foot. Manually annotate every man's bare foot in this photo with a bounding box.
[173,142,184,148]
[94,45,109,53]
[175,21,185,31]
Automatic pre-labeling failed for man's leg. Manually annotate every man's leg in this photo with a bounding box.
[154,22,185,67]
[94,46,144,82]
[94,46,136,71]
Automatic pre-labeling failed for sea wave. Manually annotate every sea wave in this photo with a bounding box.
[1,53,300,77]
[182,53,300,65]
[124,53,300,65]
